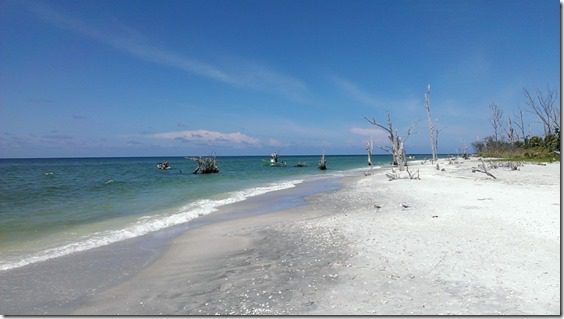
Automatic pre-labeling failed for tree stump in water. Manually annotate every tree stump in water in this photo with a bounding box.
[191,156,219,174]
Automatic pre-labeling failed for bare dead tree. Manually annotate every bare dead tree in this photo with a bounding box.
[190,155,219,174]
[505,115,516,143]
[424,84,438,163]
[365,113,412,171]
[489,102,504,142]
[524,86,559,135]
[514,108,526,141]
[434,127,439,158]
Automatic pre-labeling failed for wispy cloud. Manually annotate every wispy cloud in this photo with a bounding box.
[152,129,260,146]
[331,75,421,113]
[72,114,87,120]
[267,138,289,147]
[349,127,388,144]
[22,1,309,103]
[331,76,382,108]
[349,127,386,137]
[42,134,74,140]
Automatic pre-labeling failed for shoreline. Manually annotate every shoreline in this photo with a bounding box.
[2,157,559,315]
[0,171,352,315]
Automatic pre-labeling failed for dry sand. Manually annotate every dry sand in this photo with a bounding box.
[73,157,560,315]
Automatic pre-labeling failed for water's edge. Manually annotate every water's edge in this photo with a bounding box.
[0,171,353,315]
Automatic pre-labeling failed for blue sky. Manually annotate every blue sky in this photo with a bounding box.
[0,0,559,158]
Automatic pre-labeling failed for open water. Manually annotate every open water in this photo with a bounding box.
[0,154,399,271]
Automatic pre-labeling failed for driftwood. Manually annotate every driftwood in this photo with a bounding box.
[471,159,496,179]
[190,155,219,174]
[485,160,523,171]
[406,166,420,180]
[386,167,420,181]
[319,154,327,170]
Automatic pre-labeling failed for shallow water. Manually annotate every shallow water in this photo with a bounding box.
[0,155,398,271]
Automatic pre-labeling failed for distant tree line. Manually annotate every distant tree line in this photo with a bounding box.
[473,86,560,161]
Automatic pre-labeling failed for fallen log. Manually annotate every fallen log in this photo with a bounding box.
[471,159,496,179]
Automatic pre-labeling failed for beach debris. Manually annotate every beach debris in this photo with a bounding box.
[190,155,219,174]
[319,154,327,170]
[432,215,438,218]
[485,160,522,170]
[374,204,382,209]
[386,172,399,181]
[406,166,420,180]
[471,159,496,179]
[400,203,410,209]
[156,160,171,170]
[267,152,287,167]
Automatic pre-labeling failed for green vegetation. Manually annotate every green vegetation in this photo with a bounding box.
[472,86,560,163]
[473,131,560,162]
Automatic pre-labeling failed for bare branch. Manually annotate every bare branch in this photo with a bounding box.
[489,102,504,142]
[524,87,558,135]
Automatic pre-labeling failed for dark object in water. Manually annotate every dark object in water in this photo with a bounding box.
[263,152,286,167]
[294,161,307,167]
[266,152,287,167]
[157,161,171,170]
[319,154,327,170]
[190,156,219,174]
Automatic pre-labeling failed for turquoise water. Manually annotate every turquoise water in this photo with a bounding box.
[0,155,397,271]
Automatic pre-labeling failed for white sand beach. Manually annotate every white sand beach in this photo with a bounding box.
[72,157,560,315]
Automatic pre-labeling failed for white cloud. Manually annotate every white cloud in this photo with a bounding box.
[267,138,289,147]
[349,127,388,144]
[350,127,385,136]
[22,1,308,103]
[152,130,260,146]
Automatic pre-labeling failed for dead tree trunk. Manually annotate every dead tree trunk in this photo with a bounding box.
[424,84,438,163]
[489,102,504,142]
[515,108,526,141]
[366,138,373,169]
[365,113,411,171]
[190,155,219,174]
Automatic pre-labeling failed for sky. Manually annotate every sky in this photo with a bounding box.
[0,0,560,158]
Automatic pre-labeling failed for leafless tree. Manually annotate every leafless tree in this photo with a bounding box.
[365,113,412,171]
[514,108,526,141]
[424,84,438,163]
[489,103,504,142]
[505,115,516,142]
[523,86,559,135]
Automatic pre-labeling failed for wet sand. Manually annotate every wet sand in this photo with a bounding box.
[0,175,346,315]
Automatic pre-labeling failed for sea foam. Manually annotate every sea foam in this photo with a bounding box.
[0,179,303,272]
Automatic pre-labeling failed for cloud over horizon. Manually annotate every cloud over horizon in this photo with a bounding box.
[152,129,260,146]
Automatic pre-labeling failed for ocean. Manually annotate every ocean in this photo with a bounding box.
[0,154,398,272]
